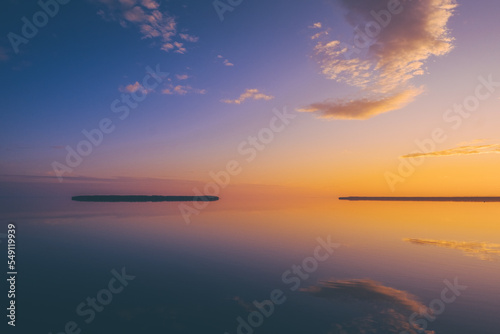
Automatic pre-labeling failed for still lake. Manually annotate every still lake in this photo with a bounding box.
[2,196,499,333]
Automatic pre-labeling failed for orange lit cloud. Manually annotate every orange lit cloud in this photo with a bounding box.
[221,89,274,104]
[311,30,329,40]
[309,22,322,29]
[302,0,456,120]
[401,144,500,159]
[119,81,151,94]
[405,238,500,261]
[299,87,423,120]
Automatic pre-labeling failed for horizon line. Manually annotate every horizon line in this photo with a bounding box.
[339,196,500,202]
[72,195,219,203]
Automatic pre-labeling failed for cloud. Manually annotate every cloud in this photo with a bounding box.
[311,30,329,40]
[179,33,199,42]
[299,86,423,120]
[221,89,274,104]
[119,81,151,94]
[95,0,197,54]
[161,84,206,95]
[309,22,322,29]
[141,0,158,9]
[405,238,500,261]
[302,279,435,334]
[172,41,186,54]
[124,5,145,22]
[176,74,189,80]
[217,54,234,66]
[301,0,457,120]
[401,143,500,159]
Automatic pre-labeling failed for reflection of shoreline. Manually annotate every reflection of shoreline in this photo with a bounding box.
[339,196,500,202]
[72,195,219,202]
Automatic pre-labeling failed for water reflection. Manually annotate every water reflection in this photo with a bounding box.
[302,279,434,334]
[404,239,500,261]
[2,197,500,333]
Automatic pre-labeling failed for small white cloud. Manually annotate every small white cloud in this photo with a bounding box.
[217,54,234,66]
[161,84,206,95]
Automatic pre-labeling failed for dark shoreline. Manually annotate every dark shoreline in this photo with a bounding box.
[339,197,500,202]
[72,195,219,202]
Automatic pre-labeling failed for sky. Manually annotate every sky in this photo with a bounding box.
[1,0,500,198]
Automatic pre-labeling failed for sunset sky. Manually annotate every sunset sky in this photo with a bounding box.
[2,0,500,198]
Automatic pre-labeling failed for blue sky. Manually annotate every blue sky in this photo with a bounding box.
[2,0,500,196]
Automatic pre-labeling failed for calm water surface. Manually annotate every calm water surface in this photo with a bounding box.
[2,196,499,333]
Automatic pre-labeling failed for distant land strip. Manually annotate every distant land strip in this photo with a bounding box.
[72,195,219,202]
[339,197,500,202]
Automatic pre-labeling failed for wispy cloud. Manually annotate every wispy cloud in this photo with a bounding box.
[302,279,434,334]
[217,54,234,67]
[311,30,329,40]
[118,74,205,96]
[161,84,206,95]
[175,74,189,80]
[401,143,500,159]
[299,87,423,120]
[95,0,198,54]
[309,22,329,39]
[405,238,500,261]
[221,89,274,104]
[301,0,457,120]
[179,33,199,43]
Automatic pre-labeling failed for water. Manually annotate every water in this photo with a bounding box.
[2,196,499,333]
